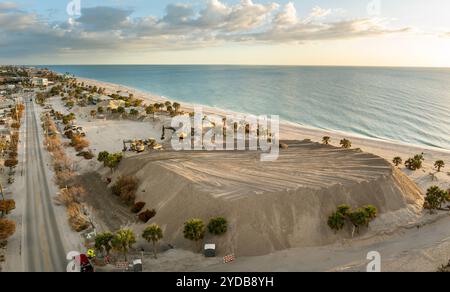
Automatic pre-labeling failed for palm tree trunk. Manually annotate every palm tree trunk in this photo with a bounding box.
[153,241,157,259]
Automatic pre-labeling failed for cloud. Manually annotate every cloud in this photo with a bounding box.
[75,6,133,31]
[0,2,18,12]
[162,3,195,26]
[0,0,414,59]
[273,2,298,26]
[309,6,331,18]
[251,14,413,43]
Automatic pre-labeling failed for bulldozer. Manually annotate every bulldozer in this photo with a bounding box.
[123,138,162,152]
[123,139,145,153]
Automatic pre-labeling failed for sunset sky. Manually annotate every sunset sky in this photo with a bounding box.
[1,0,450,66]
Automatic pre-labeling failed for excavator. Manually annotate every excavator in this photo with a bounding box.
[161,125,177,140]
[122,139,146,153]
[161,125,188,140]
[123,138,163,152]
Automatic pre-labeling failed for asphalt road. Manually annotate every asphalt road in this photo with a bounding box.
[22,100,66,272]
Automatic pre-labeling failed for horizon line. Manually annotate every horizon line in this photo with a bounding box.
[6,64,450,70]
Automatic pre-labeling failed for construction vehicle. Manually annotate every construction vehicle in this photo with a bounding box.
[123,139,145,152]
[123,139,162,152]
[161,125,188,141]
[161,126,177,140]
[134,141,145,153]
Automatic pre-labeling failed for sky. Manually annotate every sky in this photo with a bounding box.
[1,0,450,66]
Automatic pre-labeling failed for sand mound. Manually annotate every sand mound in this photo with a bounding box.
[111,140,423,256]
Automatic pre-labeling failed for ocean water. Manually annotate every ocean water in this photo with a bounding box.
[43,65,450,150]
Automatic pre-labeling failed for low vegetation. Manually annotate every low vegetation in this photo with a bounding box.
[183,218,206,251]
[95,232,114,256]
[328,204,378,237]
[423,186,449,213]
[131,201,145,213]
[70,135,90,152]
[67,203,91,232]
[322,136,331,145]
[392,157,402,167]
[42,114,90,232]
[207,217,228,236]
[97,151,123,173]
[434,160,445,172]
[76,150,94,160]
[4,159,18,170]
[55,186,86,207]
[405,153,425,170]
[111,175,139,205]
[437,260,450,272]
[0,218,16,241]
[0,199,16,217]
[340,138,352,149]
[138,209,156,223]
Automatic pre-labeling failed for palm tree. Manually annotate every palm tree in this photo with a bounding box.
[405,153,425,170]
[363,205,378,221]
[207,217,228,236]
[392,157,402,167]
[95,232,114,256]
[142,224,163,259]
[173,102,181,112]
[348,208,368,237]
[322,136,331,145]
[164,101,172,110]
[183,218,205,252]
[112,229,136,261]
[327,212,345,233]
[434,160,445,172]
[340,138,352,149]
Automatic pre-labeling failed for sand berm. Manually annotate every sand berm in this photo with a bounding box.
[105,139,423,256]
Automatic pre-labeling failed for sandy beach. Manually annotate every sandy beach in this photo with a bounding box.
[46,76,450,272]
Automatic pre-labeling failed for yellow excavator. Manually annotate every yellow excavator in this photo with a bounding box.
[123,138,163,152]
[123,139,145,152]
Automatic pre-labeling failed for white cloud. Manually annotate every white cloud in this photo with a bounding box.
[309,6,331,18]
[273,2,297,26]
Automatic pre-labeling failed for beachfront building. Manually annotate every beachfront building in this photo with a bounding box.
[31,77,49,87]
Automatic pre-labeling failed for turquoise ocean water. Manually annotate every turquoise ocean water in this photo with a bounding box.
[43,65,450,150]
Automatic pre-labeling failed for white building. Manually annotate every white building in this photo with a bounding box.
[31,77,49,87]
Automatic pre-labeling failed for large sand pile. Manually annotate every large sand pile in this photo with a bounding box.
[108,140,424,256]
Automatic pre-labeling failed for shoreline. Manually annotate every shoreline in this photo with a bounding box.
[75,76,450,159]
[53,74,450,271]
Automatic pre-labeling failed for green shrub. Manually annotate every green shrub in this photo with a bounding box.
[97,151,109,162]
[138,209,156,223]
[424,186,449,213]
[405,153,425,170]
[111,175,138,204]
[207,217,228,235]
[131,201,146,213]
[327,204,378,236]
